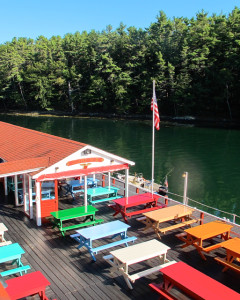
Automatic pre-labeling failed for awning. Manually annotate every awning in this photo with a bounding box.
[36,163,129,182]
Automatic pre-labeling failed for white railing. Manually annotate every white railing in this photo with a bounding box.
[109,173,240,226]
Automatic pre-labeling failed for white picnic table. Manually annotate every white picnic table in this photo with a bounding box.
[104,239,176,289]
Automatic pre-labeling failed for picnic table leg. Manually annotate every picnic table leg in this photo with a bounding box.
[112,204,121,216]
[222,253,235,272]
[39,289,50,300]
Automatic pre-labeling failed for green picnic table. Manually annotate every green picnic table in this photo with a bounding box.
[50,205,104,236]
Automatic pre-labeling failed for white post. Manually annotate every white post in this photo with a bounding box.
[125,168,129,201]
[23,174,26,208]
[108,172,111,188]
[14,175,19,206]
[151,80,155,195]
[36,181,42,226]
[29,176,33,219]
[4,177,8,196]
[183,172,188,205]
[84,175,87,212]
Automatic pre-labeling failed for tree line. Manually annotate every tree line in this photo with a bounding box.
[0,8,240,119]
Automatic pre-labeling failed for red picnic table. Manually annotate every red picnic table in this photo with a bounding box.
[149,261,240,300]
[5,271,52,300]
[111,192,166,223]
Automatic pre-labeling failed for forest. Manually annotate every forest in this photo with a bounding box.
[0,8,240,120]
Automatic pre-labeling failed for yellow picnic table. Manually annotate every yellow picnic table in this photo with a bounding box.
[142,204,200,239]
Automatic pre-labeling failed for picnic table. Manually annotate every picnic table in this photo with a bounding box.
[70,220,137,261]
[142,204,200,239]
[149,261,240,300]
[111,192,165,223]
[50,205,104,236]
[177,220,233,260]
[87,186,121,204]
[104,239,176,289]
[0,243,31,277]
[59,178,99,198]
[0,223,12,246]
[214,237,240,273]
[5,271,53,300]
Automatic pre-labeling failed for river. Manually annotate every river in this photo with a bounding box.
[0,114,239,219]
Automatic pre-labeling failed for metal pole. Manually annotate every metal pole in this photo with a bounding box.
[151,80,155,195]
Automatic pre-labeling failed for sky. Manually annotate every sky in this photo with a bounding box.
[1,0,239,44]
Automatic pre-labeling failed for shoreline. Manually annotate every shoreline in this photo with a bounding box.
[1,110,240,129]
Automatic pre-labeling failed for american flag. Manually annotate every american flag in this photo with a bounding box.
[151,88,160,130]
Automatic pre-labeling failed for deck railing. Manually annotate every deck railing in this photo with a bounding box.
[109,173,240,227]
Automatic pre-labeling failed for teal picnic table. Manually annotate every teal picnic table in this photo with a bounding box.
[0,243,31,277]
[50,205,104,236]
[87,186,122,204]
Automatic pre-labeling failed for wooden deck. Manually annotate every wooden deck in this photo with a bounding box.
[0,185,240,300]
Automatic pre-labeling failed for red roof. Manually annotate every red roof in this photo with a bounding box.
[0,121,86,176]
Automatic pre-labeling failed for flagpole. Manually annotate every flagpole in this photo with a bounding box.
[151,80,155,195]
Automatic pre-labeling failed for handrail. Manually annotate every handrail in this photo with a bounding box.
[110,172,240,226]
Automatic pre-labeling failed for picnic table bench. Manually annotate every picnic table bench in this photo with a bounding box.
[5,271,54,300]
[177,220,233,260]
[141,204,201,239]
[149,261,240,300]
[111,192,165,223]
[0,243,31,277]
[59,178,99,198]
[214,237,240,273]
[0,223,12,247]
[104,239,176,289]
[50,205,103,236]
[87,186,122,204]
[71,220,137,261]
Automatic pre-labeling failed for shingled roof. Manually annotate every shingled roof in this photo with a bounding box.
[0,121,86,176]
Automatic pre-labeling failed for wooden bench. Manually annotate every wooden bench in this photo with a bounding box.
[149,283,177,300]
[0,241,12,247]
[5,271,53,300]
[90,195,123,204]
[128,260,176,282]
[104,254,176,283]
[0,265,31,277]
[61,218,103,235]
[125,206,161,218]
[92,236,137,254]
[215,257,240,273]
[159,218,200,234]
[136,216,147,222]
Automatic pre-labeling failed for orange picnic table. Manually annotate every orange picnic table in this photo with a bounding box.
[177,220,233,260]
[142,204,201,239]
[215,237,240,273]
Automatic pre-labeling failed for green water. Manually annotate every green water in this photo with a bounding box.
[1,114,239,219]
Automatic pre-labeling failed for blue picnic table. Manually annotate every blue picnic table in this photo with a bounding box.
[87,186,122,204]
[0,243,31,277]
[70,220,137,261]
[60,178,99,199]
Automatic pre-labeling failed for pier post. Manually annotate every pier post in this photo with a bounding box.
[183,172,188,205]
